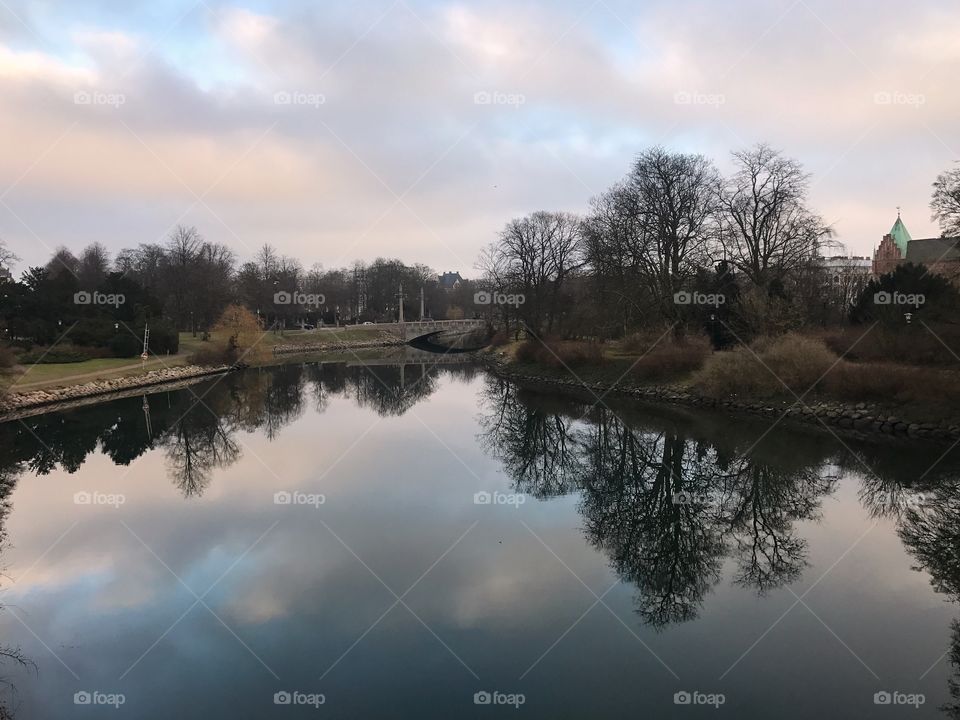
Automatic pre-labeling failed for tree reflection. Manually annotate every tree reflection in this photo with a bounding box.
[0,466,34,718]
[162,403,241,497]
[0,359,471,497]
[479,377,583,498]
[478,380,835,628]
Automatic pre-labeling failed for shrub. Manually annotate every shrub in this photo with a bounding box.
[18,344,108,364]
[692,332,837,398]
[628,334,712,380]
[149,322,179,355]
[188,343,236,367]
[824,360,960,404]
[755,332,837,393]
[108,333,141,358]
[0,344,15,370]
[691,347,769,397]
[820,324,960,367]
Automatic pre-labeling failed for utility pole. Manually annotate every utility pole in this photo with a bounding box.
[419,286,425,320]
[397,283,405,323]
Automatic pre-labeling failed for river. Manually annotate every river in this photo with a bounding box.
[0,359,956,718]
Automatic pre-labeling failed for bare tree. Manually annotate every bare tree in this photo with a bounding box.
[932,163,960,237]
[496,211,584,335]
[718,144,831,287]
[44,246,79,280]
[166,226,204,329]
[77,242,110,288]
[629,147,719,321]
[584,181,650,335]
[0,240,17,276]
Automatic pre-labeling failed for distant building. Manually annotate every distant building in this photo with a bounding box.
[819,254,872,279]
[872,214,960,282]
[438,271,463,290]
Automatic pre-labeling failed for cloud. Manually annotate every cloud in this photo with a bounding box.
[0,0,957,273]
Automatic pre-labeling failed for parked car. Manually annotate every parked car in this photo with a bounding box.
[362,321,374,325]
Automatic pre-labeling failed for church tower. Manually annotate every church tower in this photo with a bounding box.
[872,211,911,275]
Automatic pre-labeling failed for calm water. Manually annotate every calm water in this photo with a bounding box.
[0,357,959,718]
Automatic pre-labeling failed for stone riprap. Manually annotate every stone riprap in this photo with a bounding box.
[484,355,960,443]
[0,365,234,420]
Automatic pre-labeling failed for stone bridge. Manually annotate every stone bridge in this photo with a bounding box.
[373,318,487,340]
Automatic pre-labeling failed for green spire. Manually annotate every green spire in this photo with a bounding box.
[889,213,912,255]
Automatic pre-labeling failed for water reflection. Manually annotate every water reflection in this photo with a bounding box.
[478,379,840,627]
[0,362,959,716]
[0,359,480,498]
[478,376,960,712]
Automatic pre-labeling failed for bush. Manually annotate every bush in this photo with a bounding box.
[627,334,712,380]
[109,333,141,358]
[820,324,960,367]
[824,360,960,402]
[754,332,837,393]
[149,322,179,355]
[188,343,236,367]
[692,332,837,398]
[690,347,768,397]
[0,344,15,370]
[514,338,604,368]
[18,344,108,364]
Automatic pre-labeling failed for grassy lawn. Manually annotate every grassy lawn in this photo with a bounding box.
[0,327,400,394]
[5,355,190,391]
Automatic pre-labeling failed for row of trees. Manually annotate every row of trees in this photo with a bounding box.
[104,233,475,330]
[0,232,481,358]
[477,144,960,340]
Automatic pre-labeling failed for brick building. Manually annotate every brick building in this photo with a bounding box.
[871,214,960,283]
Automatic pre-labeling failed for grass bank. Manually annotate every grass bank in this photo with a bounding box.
[0,326,396,394]
[488,329,960,430]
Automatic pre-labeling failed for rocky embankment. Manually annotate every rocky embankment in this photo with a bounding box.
[0,364,235,421]
[484,355,960,443]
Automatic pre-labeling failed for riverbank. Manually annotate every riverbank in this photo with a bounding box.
[0,364,236,421]
[481,349,960,443]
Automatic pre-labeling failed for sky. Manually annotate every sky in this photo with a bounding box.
[0,0,957,276]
